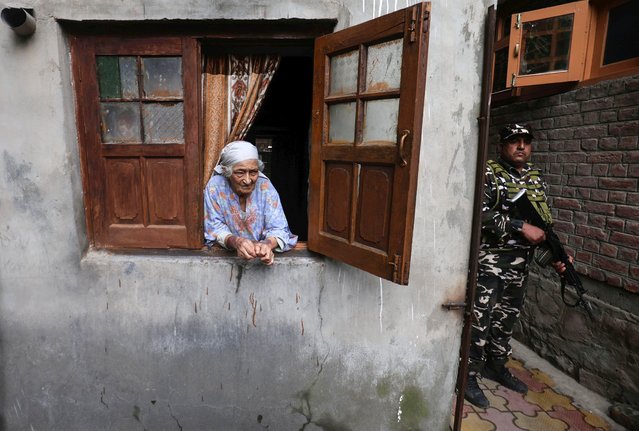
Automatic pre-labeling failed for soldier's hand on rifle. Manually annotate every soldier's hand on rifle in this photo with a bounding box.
[521,222,546,245]
[551,255,574,275]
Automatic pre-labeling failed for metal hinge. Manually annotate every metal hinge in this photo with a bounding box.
[423,10,430,33]
[409,7,417,42]
[515,13,521,29]
[389,254,402,283]
[511,73,517,87]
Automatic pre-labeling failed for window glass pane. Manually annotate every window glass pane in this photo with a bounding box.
[520,13,574,75]
[328,102,356,144]
[603,1,639,65]
[97,56,122,99]
[362,98,399,145]
[100,102,141,143]
[142,57,183,98]
[119,57,139,99]
[366,38,402,92]
[329,50,359,96]
[142,103,184,144]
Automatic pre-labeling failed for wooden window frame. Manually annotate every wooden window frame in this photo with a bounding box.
[71,35,202,249]
[308,3,431,285]
[586,0,639,80]
[506,0,591,88]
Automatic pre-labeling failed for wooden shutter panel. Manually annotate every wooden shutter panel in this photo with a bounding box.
[72,36,201,249]
[308,3,431,284]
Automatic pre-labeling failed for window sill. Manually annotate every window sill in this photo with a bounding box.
[81,242,319,263]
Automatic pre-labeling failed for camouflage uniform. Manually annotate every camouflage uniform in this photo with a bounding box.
[468,157,551,374]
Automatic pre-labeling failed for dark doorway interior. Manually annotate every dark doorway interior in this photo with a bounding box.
[245,56,313,241]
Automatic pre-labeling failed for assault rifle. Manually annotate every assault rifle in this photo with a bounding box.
[509,189,594,320]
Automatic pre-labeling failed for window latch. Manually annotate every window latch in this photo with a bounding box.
[398,129,410,167]
[513,43,520,58]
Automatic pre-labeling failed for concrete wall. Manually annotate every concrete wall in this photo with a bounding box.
[0,0,490,429]
[490,74,639,407]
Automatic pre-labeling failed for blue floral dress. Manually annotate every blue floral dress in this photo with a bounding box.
[204,174,297,251]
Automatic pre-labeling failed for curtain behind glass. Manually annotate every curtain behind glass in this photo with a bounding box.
[203,55,280,187]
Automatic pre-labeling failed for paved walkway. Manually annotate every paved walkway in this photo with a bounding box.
[454,341,628,431]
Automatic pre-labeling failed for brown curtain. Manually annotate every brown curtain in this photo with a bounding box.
[202,55,280,187]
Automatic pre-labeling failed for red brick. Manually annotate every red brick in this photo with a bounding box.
[575,125,608,138]
[620,136,638,150]
[630,265,639,279]
[626,151,639,163]
[554,220,575,233]
[623,280,639,293]
[613,91,639,107]
[629,164,639,177]
[569,235,584,247]
[619,106,639,121]
[576,163,592,175]
[583,238,601,251]
[574,211,589,224]
[609,191,627,203]
[584,201,615,215]
[588,214,606,228]
[610,164,628,176]
[588,152,623,163]
[627,220,639,235]
[576,225,608,240]
[593,255,629,274]
[599,178,637,191]
[610,122,639,137]
[607,218,625,231]
[600,243,618,257]
[619,247,638,261]
[610,232,638,248]
[600,111,618,122]
[592,164,609,175]
[616,206,639,220]
[628,193,639,205]
[599,137,618,150]
[575,251,592,263]
[554,197,582,210]
[586,266,606,281]
[568,177,598,187]
[584,111,599,125]
[581,139,598,151]
[606,275,623,287]
[590,189,608,201]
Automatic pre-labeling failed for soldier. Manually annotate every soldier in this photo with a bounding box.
[464,123,568,408]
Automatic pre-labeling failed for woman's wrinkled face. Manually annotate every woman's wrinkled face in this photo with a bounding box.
[229,159,259,198]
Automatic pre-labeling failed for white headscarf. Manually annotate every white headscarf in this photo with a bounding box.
[213,140,261,175]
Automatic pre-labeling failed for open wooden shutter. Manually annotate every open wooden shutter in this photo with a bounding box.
[308,3,430,284]
[72,36,201,249]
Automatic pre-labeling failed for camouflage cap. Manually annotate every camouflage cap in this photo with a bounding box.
[499,123,534,142]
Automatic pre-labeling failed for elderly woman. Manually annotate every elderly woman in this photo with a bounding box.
[204,140,297,265]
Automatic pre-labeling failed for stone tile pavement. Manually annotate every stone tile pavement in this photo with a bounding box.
[453,341,629,431]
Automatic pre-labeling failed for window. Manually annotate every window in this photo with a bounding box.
[495,0,639,93]
[506,0,590,88]
[588,0,639,79]
[71,36,201,248]
[309,3,431,284]
[70,3,431,285]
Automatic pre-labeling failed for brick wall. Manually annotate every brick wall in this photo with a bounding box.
[490,74,639,405]
[491,74,639,293]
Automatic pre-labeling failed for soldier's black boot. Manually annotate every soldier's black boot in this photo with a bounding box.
[464,374,489,408]
[484,361,528,394]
